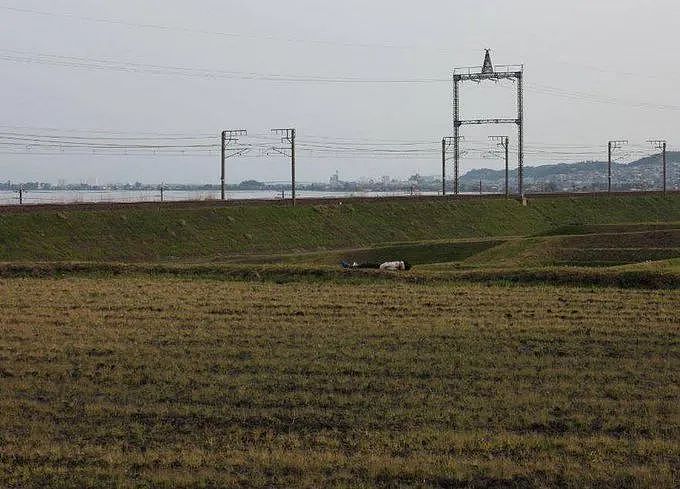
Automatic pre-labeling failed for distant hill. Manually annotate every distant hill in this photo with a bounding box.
[461,152,680,192]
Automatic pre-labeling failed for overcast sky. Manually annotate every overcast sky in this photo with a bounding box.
[1,0,679,184]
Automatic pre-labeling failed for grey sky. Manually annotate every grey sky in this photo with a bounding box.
[1,0,679,184]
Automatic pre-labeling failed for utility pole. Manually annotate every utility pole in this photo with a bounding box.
[648,140,668,193]
[220,129,248,201]
[490,136,510,197]
[271,128,296,205]
[441,137,456,196]
[607,140,628,193]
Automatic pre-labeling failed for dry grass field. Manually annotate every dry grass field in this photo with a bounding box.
[1,275,678,488]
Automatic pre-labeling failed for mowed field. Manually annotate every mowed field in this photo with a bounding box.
[1,276,679,488]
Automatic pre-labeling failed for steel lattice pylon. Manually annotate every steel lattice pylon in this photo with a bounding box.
[452,50,525,195]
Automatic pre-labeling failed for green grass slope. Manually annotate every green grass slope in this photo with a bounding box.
[0,194,679,262]
[463,228,680,268]
[223,238,505,266]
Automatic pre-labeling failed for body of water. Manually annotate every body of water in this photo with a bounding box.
[0,189,444,205]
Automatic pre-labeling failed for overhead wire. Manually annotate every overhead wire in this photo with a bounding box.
[3,47,679,116]
[0,4,447,53]
[0,49,450,84]
[0,126,670,166]
[3,1,680,88]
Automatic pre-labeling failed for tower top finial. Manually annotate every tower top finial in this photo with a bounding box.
[482,49,494,74]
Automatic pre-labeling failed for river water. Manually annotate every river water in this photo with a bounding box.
[0,189,442,205]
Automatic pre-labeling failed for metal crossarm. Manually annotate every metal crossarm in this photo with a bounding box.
[458,118,520,126]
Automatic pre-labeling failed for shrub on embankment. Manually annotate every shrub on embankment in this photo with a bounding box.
[0,194,678,262]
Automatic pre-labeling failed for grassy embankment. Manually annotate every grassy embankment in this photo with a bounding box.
[1,277,678,488]
[0,194,679,265]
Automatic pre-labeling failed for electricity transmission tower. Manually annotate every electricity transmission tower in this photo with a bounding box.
[453,50,524,195]
[648,140,668,193]
[271,128,296,205]
[607,140,628,193]
[221,129,248,200]
[490,136,510,197]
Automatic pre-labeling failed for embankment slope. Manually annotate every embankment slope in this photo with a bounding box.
[0,194,678,262]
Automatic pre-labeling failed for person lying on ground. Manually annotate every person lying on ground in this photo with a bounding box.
[341,261,412,271]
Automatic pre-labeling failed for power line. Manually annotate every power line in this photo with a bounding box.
[4,2,680,87]
[7,0,680,100]
[0,4,451,53]
[0,128,673,164]
[0,49,449,84]
[523,83,680,111]
[4,47,680,113]
[0,123,215,137]
[0,131,215,141]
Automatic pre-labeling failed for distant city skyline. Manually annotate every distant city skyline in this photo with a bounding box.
[3,152,677,194]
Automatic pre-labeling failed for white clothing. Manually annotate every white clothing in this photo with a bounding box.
[379,261,406,271]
